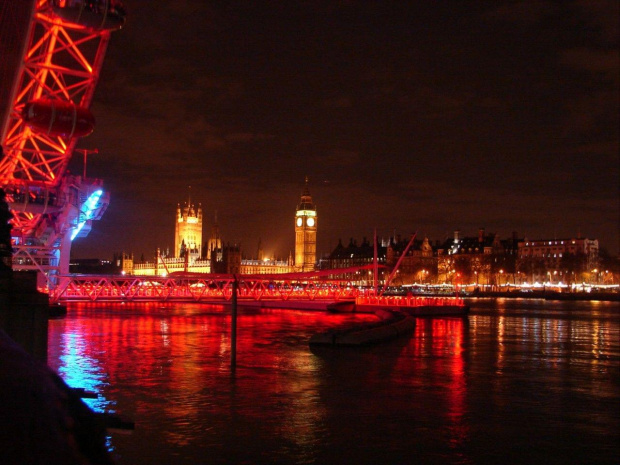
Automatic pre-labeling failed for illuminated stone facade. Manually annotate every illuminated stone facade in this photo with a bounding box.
[294,177,317,272]
[435,229,521,286]
[387,236,435,284]
[325,235,434,285]
[124,189,302,276]
[175,200,202,260]
[517,236,599,283]
[206,211,222,261]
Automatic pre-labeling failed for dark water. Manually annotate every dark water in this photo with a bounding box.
[47,299,620,465]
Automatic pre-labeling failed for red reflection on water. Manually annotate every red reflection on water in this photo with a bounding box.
[48,303,376,452]
[401,318,468,449]
[46,301,620,465]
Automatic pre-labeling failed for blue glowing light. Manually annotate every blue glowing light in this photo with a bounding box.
[58,332,111,413]
[71,189,103,241]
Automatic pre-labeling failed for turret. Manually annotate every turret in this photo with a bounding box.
[174,194,203,259]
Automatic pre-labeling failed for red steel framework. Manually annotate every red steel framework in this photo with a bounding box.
[50,268,465,309]
[50,274,364,304]
[50,273,465,308]
[0,0,124,289]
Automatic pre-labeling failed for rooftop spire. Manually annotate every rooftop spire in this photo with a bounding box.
[297,176,315,211]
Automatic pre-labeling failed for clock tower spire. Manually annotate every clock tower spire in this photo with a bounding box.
[294,177,317,271]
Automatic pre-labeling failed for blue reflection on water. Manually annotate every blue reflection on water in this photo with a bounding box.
[53,328,118,452]
[57,331,115,414]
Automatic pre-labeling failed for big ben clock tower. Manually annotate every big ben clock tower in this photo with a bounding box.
[294,177,317,271]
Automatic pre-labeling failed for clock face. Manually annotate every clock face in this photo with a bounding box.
[296,217,303,227]
[306,217,315,227]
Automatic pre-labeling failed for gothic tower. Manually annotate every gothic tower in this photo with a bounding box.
[206,210,222,261]
[175,195,202,260]
[294,177,317,271]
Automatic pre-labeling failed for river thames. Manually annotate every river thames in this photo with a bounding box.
[47,299,619,465]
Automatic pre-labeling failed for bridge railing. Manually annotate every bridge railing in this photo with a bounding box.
[50,274,362,303]
[355,294,465,307]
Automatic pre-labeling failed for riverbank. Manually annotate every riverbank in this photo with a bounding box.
[464,289,619,302]
[0,329,114,465]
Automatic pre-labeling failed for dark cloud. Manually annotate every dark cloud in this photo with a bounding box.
[484,1,558,23]
[559,48,619,77]
[318,149,360,167]
[573,0,619,44]
[69,1,619,259]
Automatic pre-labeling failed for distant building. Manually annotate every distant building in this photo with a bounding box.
[294,177,317,272]
[326,237,386,283]
[205,211,222,262]
[517,236,599,284]
[327,237,380,269]
[117,252,133,275]
[387,236,435,284]
[122,179,316,276]
[210,244,241,274]
[175,197,202,260]
[436,229,522,286]
[102,189,607,286]
[324,234,435,286]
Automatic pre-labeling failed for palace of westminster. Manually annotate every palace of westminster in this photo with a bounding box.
[110,179,611,287]
[118,179,318,277]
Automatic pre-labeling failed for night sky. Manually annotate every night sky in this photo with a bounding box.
[68,1,619,260]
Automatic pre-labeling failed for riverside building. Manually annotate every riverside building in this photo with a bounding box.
[123,180,316,276]
[517,236,600,284]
